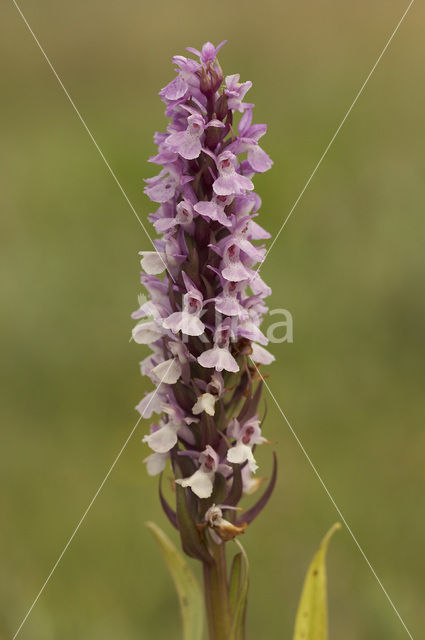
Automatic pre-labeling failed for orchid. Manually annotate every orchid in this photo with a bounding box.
[133,40,277,639]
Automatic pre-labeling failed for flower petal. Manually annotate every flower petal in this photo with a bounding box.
[143,452,168,476]
[194,201,231,227]
[163,311,205,336]
[140,251,167,275]
[176,469,214,498]
[197,346,239,373]
[227,442,258,472]
[251,343,275,365]
[151,358,182,384]
[192,393,216,416]
[161,74,188,101]
[143,423,178,453]
[132,321,163,344]
[136,390,164,419]
[247,145,273,173]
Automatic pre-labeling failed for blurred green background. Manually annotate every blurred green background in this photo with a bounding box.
[1,1,424,638]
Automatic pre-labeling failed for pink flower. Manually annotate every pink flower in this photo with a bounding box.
[193,196,232,227]
[186,40,227,65]
[154,200,195,233]
[175,445,219,498]
[163,273,205,337]
[160,56,200,102]
[166,114,205,160]
[144,166,180,203]
[224,74,253,112]
[213,151,254,196]
[215,281,248,317]
[192,392,216,416]
[197,320,239,373]
[221,242,253,282]
[227,417,267,472]
[143,421,180,454]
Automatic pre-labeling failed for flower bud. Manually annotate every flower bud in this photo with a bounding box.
[215,94,229,121]
[200,66,213,94]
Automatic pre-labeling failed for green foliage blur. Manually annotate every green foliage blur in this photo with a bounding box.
[1,1,424,638]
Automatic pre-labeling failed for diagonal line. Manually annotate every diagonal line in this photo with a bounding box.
[252,3,415,633]
[10,1,415,637]
[257,0,415,274]
[12,362,173,640]
[11,0,174,281]
[249,358,414,639]
[12,415,141,639]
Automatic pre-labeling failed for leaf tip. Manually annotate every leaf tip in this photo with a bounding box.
[321,522,342,548]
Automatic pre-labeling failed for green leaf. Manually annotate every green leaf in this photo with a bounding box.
[175,482,213,564]
[229,540,249,640]
[146,521,204,640]
[293,523,341,640]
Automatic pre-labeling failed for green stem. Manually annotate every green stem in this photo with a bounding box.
[203,541,232,639]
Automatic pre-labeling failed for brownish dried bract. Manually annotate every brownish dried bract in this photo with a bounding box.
[201,504,249,543]
[195,518,247,542]
[214,520,248,542]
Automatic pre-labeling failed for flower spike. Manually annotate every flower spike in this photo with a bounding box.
[133,40,277,639]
